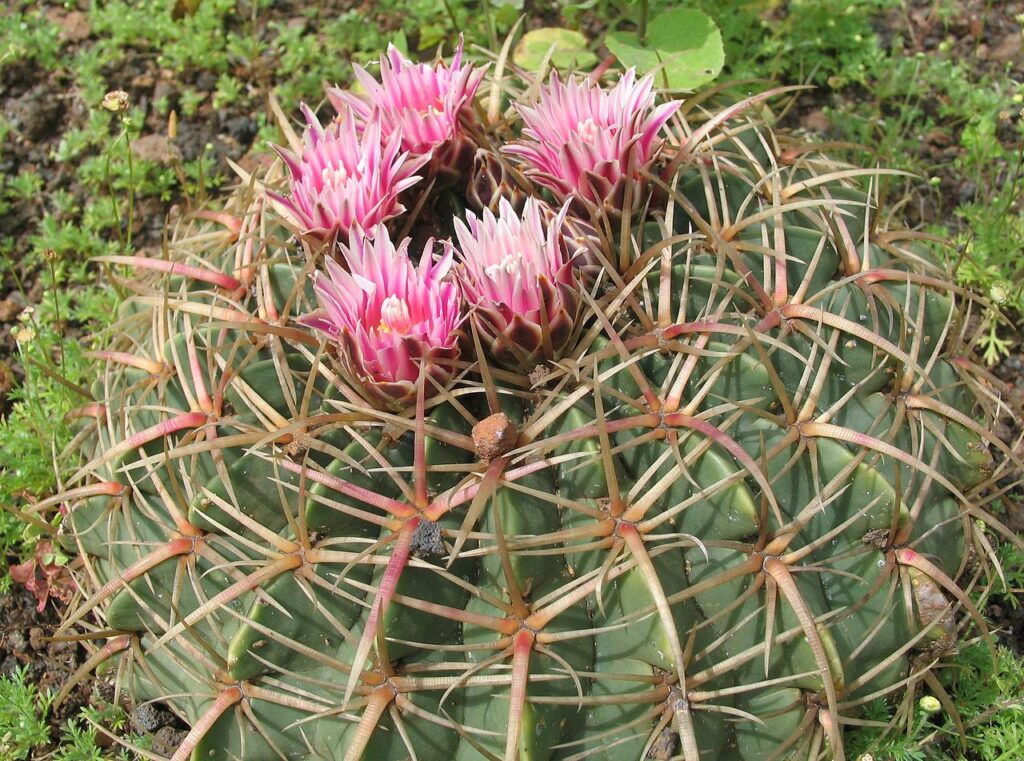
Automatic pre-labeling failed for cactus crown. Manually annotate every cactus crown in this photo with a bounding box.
[55,51,1020,761]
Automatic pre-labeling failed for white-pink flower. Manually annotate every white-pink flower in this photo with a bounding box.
[268,104,428,243]
[301,226,462,409]
[328,40,486,157]
[504,70,680,209]
[454,197,581,368]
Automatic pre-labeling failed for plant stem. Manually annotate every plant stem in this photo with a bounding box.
[124,121,136,251]
[440,0,461,35]
[103,145,123,248]
[46,258,66,394]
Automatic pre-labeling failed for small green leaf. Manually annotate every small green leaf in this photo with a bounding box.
[604,8,724,91]
[391,29,409,56]
[513,28,598,72]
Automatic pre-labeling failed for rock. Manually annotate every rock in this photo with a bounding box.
[153,77,177,107]
[800,109,831,134]
[925,127,952,147]
[195,71,218,92]
[4,631,27,665]
[5,84,65,143]
[151,726,188,757]
[132,703,178,733]
[131,73,156,90]
[28,627,45,651]
[472,412,518,461]
[130,133,180,164]
[133,196,168,235]
[991,33,1023,64]
[0,362,13,400]
[224,115,258,145]
[0,298,21,322]
[46,9,92,43]
[410,519,444,558]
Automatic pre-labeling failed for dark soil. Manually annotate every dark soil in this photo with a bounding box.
[0,585,90,745]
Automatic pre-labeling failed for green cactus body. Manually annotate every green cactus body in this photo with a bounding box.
[55,88,1013,761]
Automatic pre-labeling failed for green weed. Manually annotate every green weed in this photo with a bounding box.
[0,666,53,759]
[0,9,61,74]
[0,669,146,761]
[848,645,1024,760]
[0,251,116,562]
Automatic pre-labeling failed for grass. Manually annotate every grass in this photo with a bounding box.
[0,0,1021,757]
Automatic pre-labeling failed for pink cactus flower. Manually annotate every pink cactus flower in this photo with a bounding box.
[504,69,680,210]
[268,104,428,243]
[329,41,486,157]
[454,197,581,368]
[301,226,462,409]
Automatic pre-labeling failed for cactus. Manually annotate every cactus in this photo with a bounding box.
[55,53,1020,761]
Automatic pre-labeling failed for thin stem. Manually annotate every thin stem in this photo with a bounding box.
[104,142,123,247]
[46,257,66,389]
[124,120,136,250]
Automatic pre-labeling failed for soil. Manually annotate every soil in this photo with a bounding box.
[0,585,90,731]
[0,0,1021,756]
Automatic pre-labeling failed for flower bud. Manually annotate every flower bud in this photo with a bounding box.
[504,70,680,213]
[454,197,581,369]
[466,149,528,215]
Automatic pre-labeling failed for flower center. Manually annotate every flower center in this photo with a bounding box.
[575,118,599,144]
[419,102,445,119]
[322,164,350,186]
[378,295,414,335]
[484,253,523,279]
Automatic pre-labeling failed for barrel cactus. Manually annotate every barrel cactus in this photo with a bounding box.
[56,44,1018,761]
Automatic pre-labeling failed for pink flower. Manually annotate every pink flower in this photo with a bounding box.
[268,104,428,243]
[302,226,462,409]
[504,69,680,210]
[454,197,581,368]
[328,40,486,157]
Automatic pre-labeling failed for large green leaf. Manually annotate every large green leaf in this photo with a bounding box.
[513,27,598,72]
[604,8,724,91]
